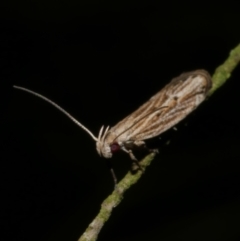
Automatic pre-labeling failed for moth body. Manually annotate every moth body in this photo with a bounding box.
[95,69,212,160]
[13,69,212,162]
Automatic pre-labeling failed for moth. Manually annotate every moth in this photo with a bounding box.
[13,69,212,163]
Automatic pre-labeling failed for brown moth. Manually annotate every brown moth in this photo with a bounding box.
[13,69,212,162]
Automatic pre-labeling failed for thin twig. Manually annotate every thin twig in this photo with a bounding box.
[208,43,240,96]
[78,153,156,241]
[78,43,240,241]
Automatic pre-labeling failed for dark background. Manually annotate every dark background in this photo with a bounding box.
[1,1,240,241]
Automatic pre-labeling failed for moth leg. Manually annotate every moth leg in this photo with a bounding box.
[110,168,118,187]
[121,146,143,171]
[106,160,118,187]
[148,148,159,154]
[133,140,159,154]
[133,140,146,148]
[121,146,138,161]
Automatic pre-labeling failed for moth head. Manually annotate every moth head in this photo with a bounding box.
[96,125,113,158]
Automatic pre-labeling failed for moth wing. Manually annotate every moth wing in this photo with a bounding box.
[109,70,211,142]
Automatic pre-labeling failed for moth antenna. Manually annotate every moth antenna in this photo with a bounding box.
[98,125,104,140]
[98,125,110,141]
[13,85,98,142]
[102,125,110,140]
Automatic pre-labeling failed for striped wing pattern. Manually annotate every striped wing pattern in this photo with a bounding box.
[108,70,211,143]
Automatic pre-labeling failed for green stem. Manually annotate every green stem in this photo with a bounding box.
[208,43,240,96]
[78,153,156,241]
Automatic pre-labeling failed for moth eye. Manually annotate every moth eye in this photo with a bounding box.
[174,96,178,100]
[110,142,120,153]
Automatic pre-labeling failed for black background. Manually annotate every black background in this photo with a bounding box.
[1,1,240,241]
